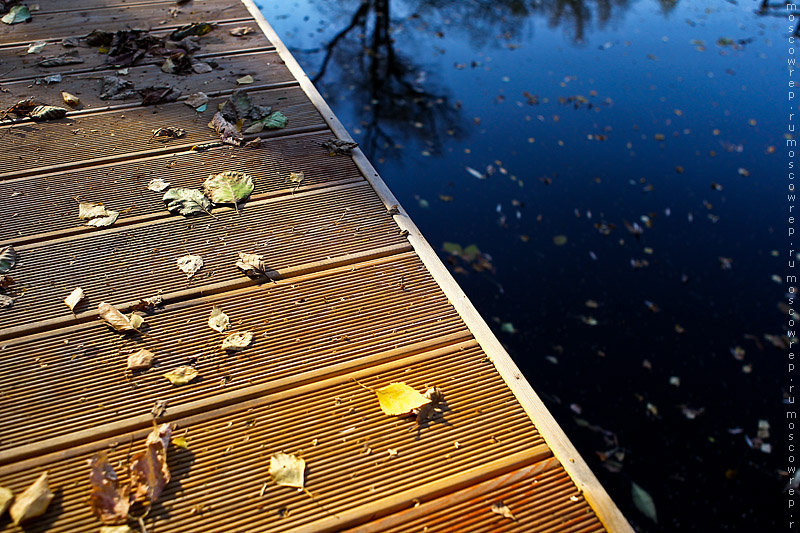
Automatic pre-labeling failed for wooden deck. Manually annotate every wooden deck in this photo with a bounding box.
[0,1,633,531]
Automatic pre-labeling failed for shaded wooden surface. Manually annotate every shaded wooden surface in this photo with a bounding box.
[0,1,631,532]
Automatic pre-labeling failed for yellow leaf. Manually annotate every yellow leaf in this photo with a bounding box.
[10,471,53,525]
[269,452,305,488]
[171,436,188,449]
[375,382,428,416]
[98,302,135,332]
[163,366,198,386]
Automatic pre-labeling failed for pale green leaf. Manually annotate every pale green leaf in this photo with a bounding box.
[631,481,657,523]
[2,5,31,25]
[203,171,254,204]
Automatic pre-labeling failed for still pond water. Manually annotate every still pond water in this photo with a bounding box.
[259,1,787,530]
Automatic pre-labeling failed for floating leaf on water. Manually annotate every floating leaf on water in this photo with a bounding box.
[553,234,568,246]
[130,424,172,504]
[61,91,80,107]
[86,210,119,227]
[443,242,463,255]
[500,322,516,334]
[29,105,67,121]
[9,472,53,525]
[0,245,16,273]
[184,92,209,109]
[0,486,12,517]
[375,382,428,416]
[98,302,136,332]
[221,331,253,351]
[230,26,255,37]
[127,348,155,371]
[465,166,485,179]
[585,299,599,309]
[27,41,46,54]
[163,366,198,386]
[631,481,657,523]
[147,178,170,192]
[2,5,31,24]
[163,188,211,216]
[237,74,254,85]
[203,171,254,205]
[491,501,516,521]
[176,254,203,279]
[88,452,130,525]
[269,452,305,489]
[64,287,85,312]
[462,244,480,261]
[170,22,214,41]
[208,306,230,333]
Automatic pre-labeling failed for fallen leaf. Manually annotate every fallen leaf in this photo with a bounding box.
[244,111,287,133]
[140,85,181,106]
[184,92,209,109]
[176,254,203,278]
[37,53,84,67]
[171,436,188,449]
[491,501,516,521]
[170,22,214,40]
[375,382,428,416]
[78,202,109,220]
[2,5,31,25]
[203,171,254,205]
[320,138,358,155]
[127,348,155,371]
[191,61,213,74]
[130,424,172,503]
[413,386,445,424]
[101,526,134,533]
[208,306,230,332]
[88,452,130,525]
[61,91,80,107]
[288,171,304,184]
[229,26,254,37]
[0,295,13,308]
[147,178,170,192]
[163,188,211,216]
[0,245,17,273]
[237,74,254,85]
[0,486,13,518]
[9,472,53,525]
[86,211,119,227]
[149,127,185,142]
[387,448,398,457]
[221,331,253,351]
[151,400,168,418]
[235,252,276,279]
[129,313,146,327]
[631,481,657,523]
[64,287,85,312]
[99,76,135,100]
[27,41,46,54]
[208,112,242,146]
[29,105,67,121]
[98,302,136,332]
[163,366,198,385]
[553,234,568,246]
[465,166,485,179]
[269,452,305,488]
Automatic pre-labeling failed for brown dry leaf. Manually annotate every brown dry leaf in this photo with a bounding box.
[163,366,198,385]
[221,331,253,351]
[88,452,130,525]
[9,471,54,525]
[375,382,428,416]
[61,91,80,107]
[98,302,135,332]
[64,287,85,312]
[235,252,276,279]
[491,501,516,521]
[177,254,203,279]
[127,348,155,371]
[269,452,305,489]
[208,306,230,332]
[0,486,13,518]
[130,423,172,504]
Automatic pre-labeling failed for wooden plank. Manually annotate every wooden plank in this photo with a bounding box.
[0,21,273,84]
[1,131,362,245]
[0,85,323,179]
[0,345,547,533]
[240,2,634,531]
[0,0,252,46]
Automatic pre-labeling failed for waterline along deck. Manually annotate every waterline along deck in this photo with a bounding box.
[0,1,633,531]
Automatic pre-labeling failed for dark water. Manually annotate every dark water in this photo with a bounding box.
[259,1,789,530]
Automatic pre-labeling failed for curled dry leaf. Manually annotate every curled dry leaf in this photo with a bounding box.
[176,254,203,279]
[9,471,54,525]
[127,348,155,371]
[0,486,13,518]
[130,423,172,504]
[269,452,305,489]
[0,245,17,273]
[151,399,168,418]
[375,382,428,416]
[64,287,85,312]
[229,26,254,37]
[88,452,130,525]
[78,202,107,220]
[208,306,230,332]
[491,502,516,521]
[320,138,359,156]
[221,331,253,351]
[29,105,68,121]
[98,302,136,332]
[203,171,254,205]
[86,211,119,227]
[164,366,198,385]
[235,252,276,279]
[128,313,145,330]
[208,112,242,146]
[147,178,170,192]
[61,91,80,107]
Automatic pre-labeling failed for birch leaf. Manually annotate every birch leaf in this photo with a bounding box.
[163,188,211,216]
[88,452,130,525]
[147,178,170,192]
[98,302,135,332]
[0,486,13,518]
[208,306,230,332]
[127,348,155,371]
[176,255,203,279]
[64,287,85,312]
[9,472,53,525]
[164,366,198,385]
[221,331,253,351]
[375,382,428,416]
[491,502,516,521]
[78,202,108,219]
[0,245,15,273]
[269,453,305,488]
[86,210,119,227]
[129,424,172,503]
[203,171,254,204]
[632,481,657,523]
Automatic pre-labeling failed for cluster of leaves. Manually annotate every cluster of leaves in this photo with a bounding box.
[158,171,254,217]
[207,89,287,146]
[1,97,67,122]
[0,245,16,308]
[442,242,495,274]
